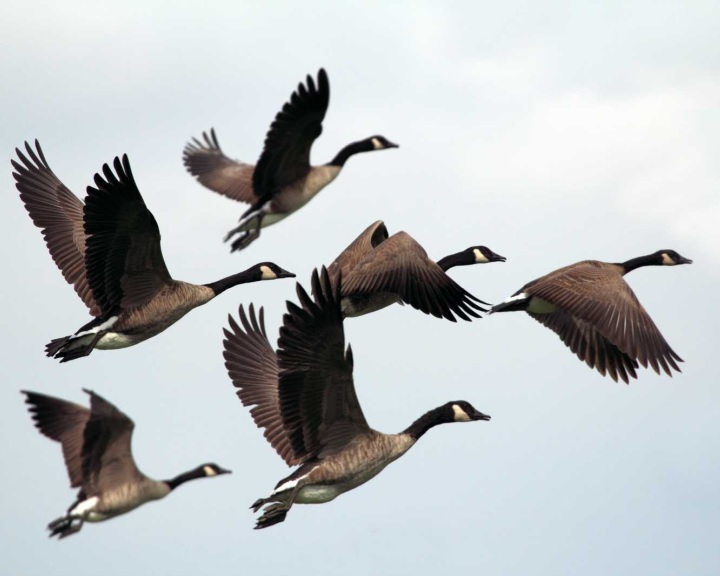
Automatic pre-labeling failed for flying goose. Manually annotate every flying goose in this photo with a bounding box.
[222,268,490,529]
[490,250,692,383]
[22,389,230,538]
[183,68,398,252]
[327,220,505,320]
[12,141,295,362]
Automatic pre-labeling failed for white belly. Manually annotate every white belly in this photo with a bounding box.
[96,332,142,350]
[527,296,559,314]
[295,484,343,504]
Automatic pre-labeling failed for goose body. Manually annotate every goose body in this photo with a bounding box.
[222,268,490,529]
[12,141,295,362]
[327,220,505,320]
[183,69,398,251]
[22,389,230,538]
[490,250,692,383]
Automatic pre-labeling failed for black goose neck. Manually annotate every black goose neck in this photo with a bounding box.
[436,251,470,272]
[204,267,259,296]
[164,467,205,491]
[618,253,661,274]
[403,406,451,440]
[330,140,373,167]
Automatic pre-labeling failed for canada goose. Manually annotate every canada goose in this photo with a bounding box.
[326,220,505,320]
[21,389,230,538]
[183,68,398,252]
[490,250,692,383]
[222,268,490,529]
[12,141,295,362]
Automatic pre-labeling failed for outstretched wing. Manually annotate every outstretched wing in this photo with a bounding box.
[278,268,371,461]
[81,389,143,495]
[22,390,91,487]
[327,220,389,283]
[223,304,300,466]
[183,128,257,204]
[253,69,330,200]
[525,261,682,377]
[12,141,101,316]
[83,155,172,313]
[341,232,488,321]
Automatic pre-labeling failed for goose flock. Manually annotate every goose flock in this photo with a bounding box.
[12,68,691,537]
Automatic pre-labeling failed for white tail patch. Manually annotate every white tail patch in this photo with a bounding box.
[271,472,310,496]
[70,496,99,518]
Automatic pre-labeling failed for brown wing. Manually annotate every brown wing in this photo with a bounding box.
[83,155,172,313]
[183,128,258,204]
[22,390,91,487]
[223,304,300,466]
[278,268,371,461]
[81,389,143,495]
[12,141,101,316]
[341,232,488,321]
[327,220,389,283]
[525,261,683,377]
[253,69,330,200]
[528,311,640,383]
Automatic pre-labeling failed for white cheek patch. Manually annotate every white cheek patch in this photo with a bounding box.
[661,253,676,266]
[260,265,277,280]
[452,404,471,422]
[203,465,217,477]
[473,248,489,263]
[371,137,382,150]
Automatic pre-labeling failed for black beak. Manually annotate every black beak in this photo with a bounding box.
[490,253,507,263]
[472,410,491,422]
[217,467,232,475]
[385,140,400,149]
[678,256,693,265]
[278,269,297,279]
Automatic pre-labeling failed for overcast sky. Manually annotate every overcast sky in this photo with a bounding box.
[1,1,718,575]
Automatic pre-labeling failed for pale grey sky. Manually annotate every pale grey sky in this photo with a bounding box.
[1,1,718,575]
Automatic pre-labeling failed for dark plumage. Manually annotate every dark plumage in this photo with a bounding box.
[22,389,230,538]
[184,69,398,251]
[12,140,295,362]
[327,220,505,320]
[223,268,490,529]
[490,250,692,383]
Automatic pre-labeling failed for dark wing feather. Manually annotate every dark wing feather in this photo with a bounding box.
[83,155,172,313]
[528,311,640,383]
[81,389,142,495]
[525,261,683,377]
[327,220,389,284]
[22,390,90,487]
[341,232,488,321]
[12,141,101,316]
[183,128,257,204]
[252,69,330,200]
[278,268,370,461]
[223,304,300,466]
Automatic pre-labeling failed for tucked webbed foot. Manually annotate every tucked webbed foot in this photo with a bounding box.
[47,516,84,539]
[254,503,290,530]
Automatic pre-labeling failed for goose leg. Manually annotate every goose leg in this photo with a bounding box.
[253,484,302,530]
[225,210,265,252]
